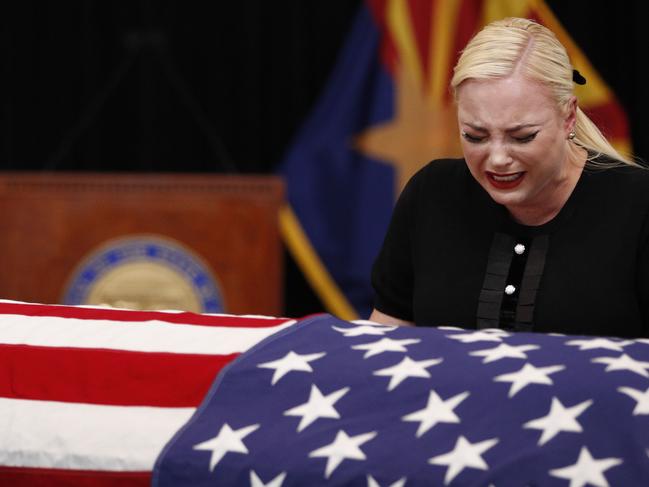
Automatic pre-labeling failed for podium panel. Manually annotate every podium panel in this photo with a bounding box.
[0,173,284,315]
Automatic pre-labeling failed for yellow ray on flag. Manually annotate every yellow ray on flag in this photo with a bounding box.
[386,0,425,90]
[428,0,463,105]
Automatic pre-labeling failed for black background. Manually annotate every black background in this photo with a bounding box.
[3,1,648,316]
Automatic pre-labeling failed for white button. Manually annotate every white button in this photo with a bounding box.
[514,244,526,255]
[505,285,516,295]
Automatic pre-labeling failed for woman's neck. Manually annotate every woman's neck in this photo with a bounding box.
[507,146,587,226]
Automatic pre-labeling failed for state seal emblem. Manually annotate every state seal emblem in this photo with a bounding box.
[63,235,224,312]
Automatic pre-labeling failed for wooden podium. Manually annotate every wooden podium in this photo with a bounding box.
[0,173,284,315]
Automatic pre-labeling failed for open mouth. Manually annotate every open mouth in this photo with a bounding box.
[486,171,525,189]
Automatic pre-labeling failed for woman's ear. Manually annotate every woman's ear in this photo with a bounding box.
[565,95,578,134]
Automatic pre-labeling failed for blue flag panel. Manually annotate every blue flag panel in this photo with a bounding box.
[154,315,649,486]
[278,6,396,317]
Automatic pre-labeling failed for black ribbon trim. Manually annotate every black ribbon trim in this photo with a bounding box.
[514,235,549,331]
[477,233,514,329]
[572,69,586,85]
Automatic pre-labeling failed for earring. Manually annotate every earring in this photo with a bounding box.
[568,131,576,140]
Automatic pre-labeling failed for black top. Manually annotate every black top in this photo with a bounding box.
[371,158,649,338]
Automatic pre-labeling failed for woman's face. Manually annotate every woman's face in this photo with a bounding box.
[456,74,576,217]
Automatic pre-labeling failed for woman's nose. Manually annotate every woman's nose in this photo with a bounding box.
[487,144,512,169]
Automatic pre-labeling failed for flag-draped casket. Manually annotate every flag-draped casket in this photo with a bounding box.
[1,300,648,486]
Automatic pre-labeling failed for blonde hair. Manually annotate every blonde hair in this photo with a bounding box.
[451,17,636,167]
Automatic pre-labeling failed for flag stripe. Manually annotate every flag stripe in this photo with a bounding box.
[0,467,150,487]
[0,313,294,354]
[0,397,194,471]
[0,301,290,328]
[0,344,236,406]
[428,0,462,103]
[278,206,357,320]
[449,0,482,103]
[406,0,434,86]
[386,0,424,88]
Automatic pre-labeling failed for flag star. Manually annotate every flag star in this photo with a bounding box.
[618,386,649,415]
[494,363,565,398]
[446,331,507,343]
[309,430,377,479]
[470,343,539,363]
[250,470,287,487]
[333,323,397,337]
[549,447,622,487]
[367,475,407,487]
[524,397,593,446]
[566,338,633,351]
[480,328,511,336]
[428,435,499,485]
[352,337,421,358]
[402,390,470,437]
[257,350,326,385]
[591,353,649,378]
[193,423,260,471]
[374,356,443,391]
[284,385,350,432]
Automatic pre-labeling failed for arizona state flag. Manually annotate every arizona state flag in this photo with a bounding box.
[278,0,631,320]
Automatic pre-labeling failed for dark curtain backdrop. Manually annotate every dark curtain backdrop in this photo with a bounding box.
[3,1,649,316]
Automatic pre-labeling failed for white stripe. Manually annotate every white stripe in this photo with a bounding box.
[0,397,194,471]
[0,314,295,354]
[0,299,287,320]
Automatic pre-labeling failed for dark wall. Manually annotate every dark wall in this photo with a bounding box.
[2,1,361,172]
[3,1,648,315]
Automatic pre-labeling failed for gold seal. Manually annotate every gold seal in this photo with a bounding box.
[63,235,224,312]
[85,261,202,312]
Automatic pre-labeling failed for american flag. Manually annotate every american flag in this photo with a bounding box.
[153,314,649,486]
[2,303,649,486]
[0,300,294,486]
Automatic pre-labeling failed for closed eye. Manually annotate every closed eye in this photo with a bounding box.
[462,131,485,143]
[513,131,539,143]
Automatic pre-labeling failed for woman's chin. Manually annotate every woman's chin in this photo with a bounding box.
[484,187,527,208]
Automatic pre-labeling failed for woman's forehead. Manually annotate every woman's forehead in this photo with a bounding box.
[456,75,558,125]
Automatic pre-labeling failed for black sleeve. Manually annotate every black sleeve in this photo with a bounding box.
[371,170,421,321]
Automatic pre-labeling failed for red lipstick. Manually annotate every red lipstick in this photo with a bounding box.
[486,171,525,190]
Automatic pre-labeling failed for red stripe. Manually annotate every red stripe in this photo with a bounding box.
[367,0,398,76]
[0,467,150,487]
[446,0,482,102]
[582,101,630,140]
[0,301,289,328]
[0,344,238,407]
[406,0,434,87]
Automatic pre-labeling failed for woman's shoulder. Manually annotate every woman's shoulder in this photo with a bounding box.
[408,158,467,188]
[584,157,649,193]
